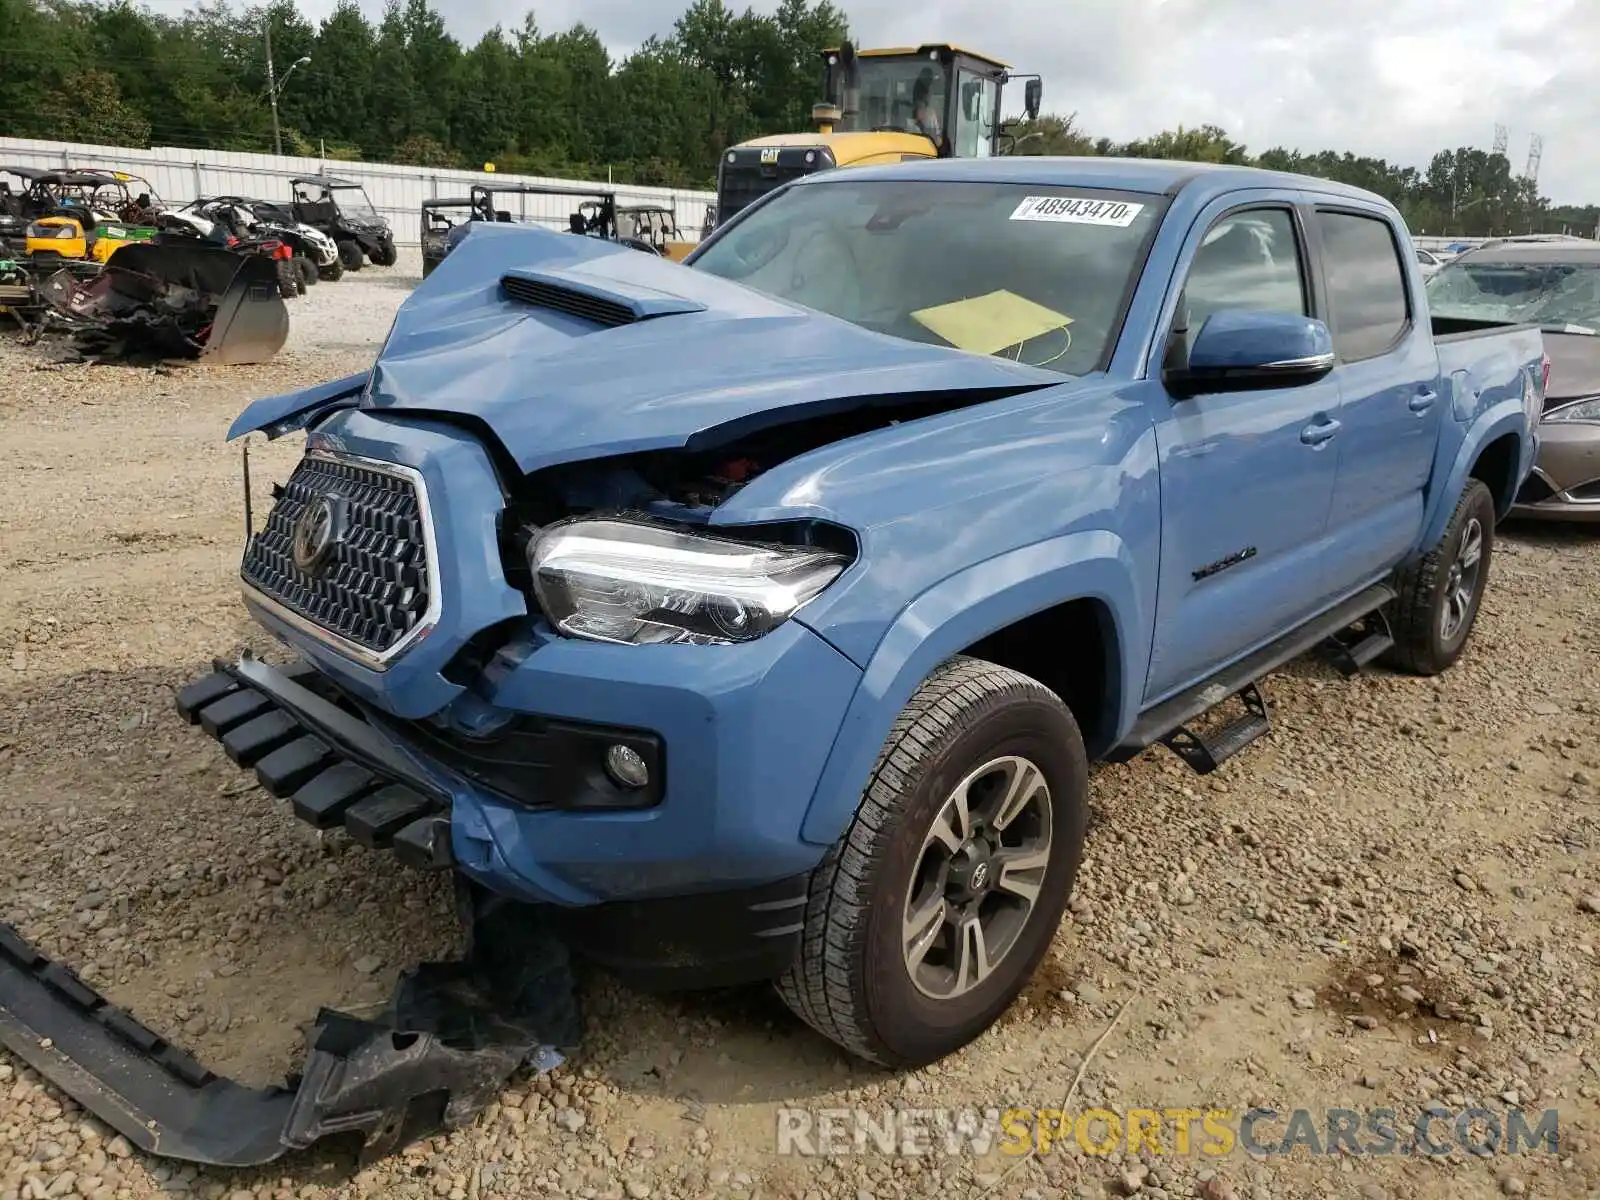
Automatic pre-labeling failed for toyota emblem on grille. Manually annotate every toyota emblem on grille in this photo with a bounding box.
[291,494,344,574]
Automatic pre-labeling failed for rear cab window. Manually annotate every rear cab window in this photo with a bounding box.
[1315,210,1411,361]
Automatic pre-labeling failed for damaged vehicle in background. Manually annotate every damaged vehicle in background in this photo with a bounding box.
[0,159,1544,1168]
[188,196,343,286]
[291,175,397,270]
[33,239,289,362]
[152,207,302,299]
[1427,239,1600,522]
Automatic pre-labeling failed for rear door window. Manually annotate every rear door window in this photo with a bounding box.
[1316,211,1411,361]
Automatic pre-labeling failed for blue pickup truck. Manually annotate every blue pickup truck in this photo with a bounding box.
[0,157,1546,1161]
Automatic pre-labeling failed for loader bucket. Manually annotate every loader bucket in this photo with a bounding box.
[200,253,289,364]
[103,241,289,364]
[37,241,294,364]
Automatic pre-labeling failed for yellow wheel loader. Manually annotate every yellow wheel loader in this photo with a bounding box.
[709,41,1043,233]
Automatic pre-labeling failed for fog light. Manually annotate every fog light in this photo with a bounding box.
[604,744,650,789]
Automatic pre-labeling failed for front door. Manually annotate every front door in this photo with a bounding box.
[1144,200,1344,704]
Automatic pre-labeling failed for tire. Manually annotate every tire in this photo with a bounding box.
[337,239,363,270]
[373,239,398,267]
[1382,478,1496,676]
[318,255,344,283]
[294,255,317,287]
[776,655,1089,1068]
[274,258,298,300]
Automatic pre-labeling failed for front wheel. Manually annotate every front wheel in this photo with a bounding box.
[776,656,1088,1067]
[1383,478,1497,676]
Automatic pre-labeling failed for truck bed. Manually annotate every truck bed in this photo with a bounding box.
[1432,313,1541,343]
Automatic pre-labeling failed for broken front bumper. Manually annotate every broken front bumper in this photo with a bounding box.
[0,658,583,1167]
[0,896,578,1167]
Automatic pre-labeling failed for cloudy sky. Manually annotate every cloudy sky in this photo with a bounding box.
[291,0,1598,205]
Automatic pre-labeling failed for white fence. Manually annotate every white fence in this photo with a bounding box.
[0,136,717,245]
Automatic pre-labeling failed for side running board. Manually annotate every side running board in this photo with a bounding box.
[1110,582,1397,773]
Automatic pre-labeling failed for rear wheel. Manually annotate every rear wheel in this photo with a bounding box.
[776,656,1088,1067]
[274,259,298,300]
[1383,478,1496,676]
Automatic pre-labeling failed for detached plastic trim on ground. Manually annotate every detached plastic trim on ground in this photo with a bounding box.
[0,664,584,1167]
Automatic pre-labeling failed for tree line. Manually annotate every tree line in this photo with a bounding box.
[2,0,1595,235]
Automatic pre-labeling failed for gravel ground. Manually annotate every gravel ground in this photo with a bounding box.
[1,254,1599,1200]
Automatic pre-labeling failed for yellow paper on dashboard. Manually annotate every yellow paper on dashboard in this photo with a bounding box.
[910,290,1072,356]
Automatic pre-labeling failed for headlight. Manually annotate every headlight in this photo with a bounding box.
[529,518,849,646]
[1544,396,1600,424]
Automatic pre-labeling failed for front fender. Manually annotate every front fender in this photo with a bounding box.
[797,529,1144,847]
[1419,399,1532,551]
[228,371,369,441]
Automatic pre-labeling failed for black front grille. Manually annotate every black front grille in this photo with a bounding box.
[241,454,432,656]
[717,166,809,221]
[501,275,634,328]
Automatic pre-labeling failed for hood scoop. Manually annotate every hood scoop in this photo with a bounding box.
[500,266,708,330]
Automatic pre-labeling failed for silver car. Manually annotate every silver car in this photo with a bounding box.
[1426,242,1600,523]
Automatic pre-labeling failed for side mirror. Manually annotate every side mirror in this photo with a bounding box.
[1165,309,1335,396]
[1024,78,1042,120]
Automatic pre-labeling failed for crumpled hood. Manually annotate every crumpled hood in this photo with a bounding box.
[231,222,1062,472]
[1543,330,1600,403]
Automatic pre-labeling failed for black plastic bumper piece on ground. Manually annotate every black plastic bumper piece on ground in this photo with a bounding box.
[175,655,454,871]
[0,921,294,1166]
[0,894,582,1166]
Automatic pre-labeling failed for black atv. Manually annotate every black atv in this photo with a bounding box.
[288,175,397,270]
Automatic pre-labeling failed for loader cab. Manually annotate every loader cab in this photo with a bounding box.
[821,44,1019,159]
[711,42,1039,231]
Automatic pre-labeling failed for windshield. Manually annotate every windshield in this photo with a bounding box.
[832,57,946,138]
[692,180,1165,375]
[334,186,380,223]
[1426,259,1600,333]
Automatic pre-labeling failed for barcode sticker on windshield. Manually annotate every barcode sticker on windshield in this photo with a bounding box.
[1010,196,1144,227]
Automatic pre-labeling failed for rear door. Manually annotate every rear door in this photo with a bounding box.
[1143,195,1344,704]
[1307,206,1443,588]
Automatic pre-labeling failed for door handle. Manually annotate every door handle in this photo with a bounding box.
[1409,389,1438,412]
[1300,418,1341,446]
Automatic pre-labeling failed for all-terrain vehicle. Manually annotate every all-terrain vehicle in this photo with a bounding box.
[427,183,663,273]
[615,204,697,261]
[421,195,473,278]
[0,166,53,250]
[12,171,161,271]
[188,196,341,287]
[290,175,396,270]
[61,167,163,223]
[151,209,301,300]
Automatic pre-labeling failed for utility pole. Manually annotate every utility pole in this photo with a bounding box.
[266,22,282,156]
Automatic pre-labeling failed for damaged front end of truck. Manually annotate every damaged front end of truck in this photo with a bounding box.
[0,220,1066,1166]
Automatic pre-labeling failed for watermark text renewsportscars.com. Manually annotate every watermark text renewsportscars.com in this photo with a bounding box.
[774,1105,1560,1159]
